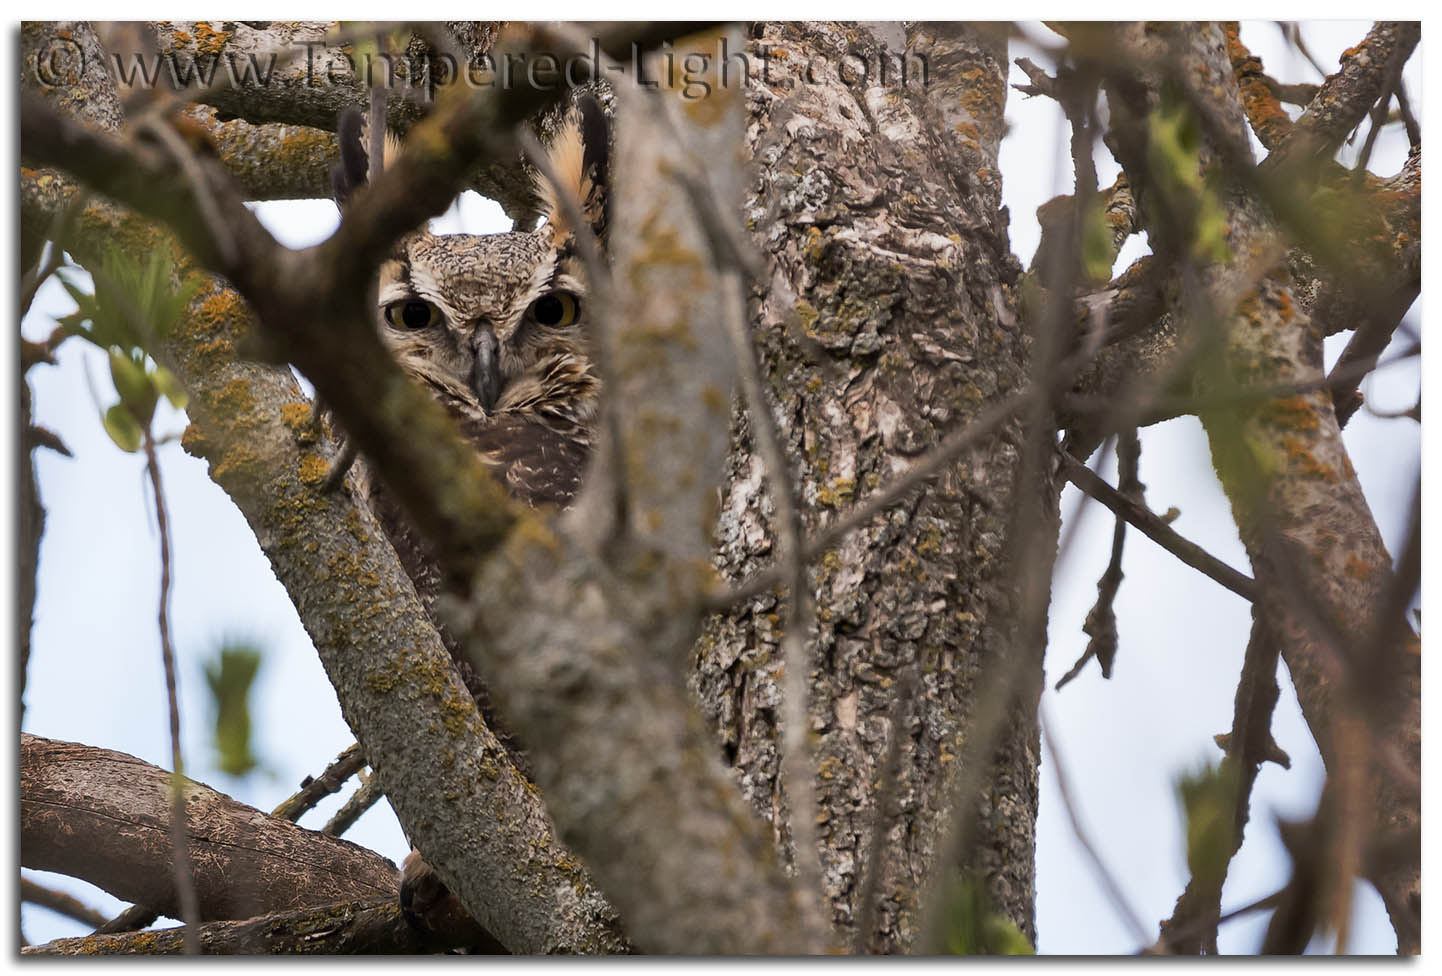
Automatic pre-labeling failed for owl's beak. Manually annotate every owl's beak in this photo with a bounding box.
[470,325,501,412]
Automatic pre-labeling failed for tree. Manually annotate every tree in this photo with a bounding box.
[18,20,1419,955]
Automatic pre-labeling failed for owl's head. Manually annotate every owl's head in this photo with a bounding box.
[332,97,609,421]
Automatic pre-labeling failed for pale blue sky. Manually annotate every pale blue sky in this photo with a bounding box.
[18,22,1422,954]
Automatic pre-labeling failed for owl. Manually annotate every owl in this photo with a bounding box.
[329,94,610,939]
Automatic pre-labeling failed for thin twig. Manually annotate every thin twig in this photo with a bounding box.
[368,77,388,183]
[706,388,1038,611]
[270,743,366,823]
[517,122,627,544]
[141,432,200,954]
[1279,22,1332,83]
[1056,430,1141,690]
[1392,81,1420,147]
[718,267,826,931]
[1058,451,1257,602]
[323,771,385,837]
[1351,34,1409,179]
[135,116,238,269]
[21,878,110,929]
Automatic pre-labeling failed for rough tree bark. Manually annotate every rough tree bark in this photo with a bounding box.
[21,897,491,955]
[697,23,1045,952]
[20,735,399,922]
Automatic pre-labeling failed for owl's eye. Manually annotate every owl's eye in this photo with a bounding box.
[528,291,581,328]
[383,299,441,330]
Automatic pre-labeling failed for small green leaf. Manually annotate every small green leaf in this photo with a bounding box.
[102,403,143,453]
[983,914,1036,955]
[108,349,157,425]
[1177,761,1240,892]
[932,871,1033,955]
[153,366,189,411]
[205,643,264,778]
[57,249,200,352]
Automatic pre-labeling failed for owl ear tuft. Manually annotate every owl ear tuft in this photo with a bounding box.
[331,107,406,209]
[331,108,369,207]
[536,94,610,246]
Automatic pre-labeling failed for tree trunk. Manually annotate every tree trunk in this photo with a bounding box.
[696,23,1046,951]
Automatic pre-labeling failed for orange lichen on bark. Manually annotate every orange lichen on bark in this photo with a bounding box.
[1261,394,1322,432]
[1343,554,1375,581]
[1272,287,1294,323]
[958,64,1006,141]
[1279,434,1338,482]
[297,453,331,487]
[1236,288,1264,327]
[184,287,248,342]
[191,22,233,57]
[1222,22,1292,151]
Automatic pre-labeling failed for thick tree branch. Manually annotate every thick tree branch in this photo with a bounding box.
[1264,22,1420,174]
[191,107,339,201]
[699,21,1044,951]
[1222,23,1293,151]
[22,896,497,955]
[21,735,399,920]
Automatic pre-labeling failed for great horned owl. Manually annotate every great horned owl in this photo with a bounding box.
[329,95,610,938]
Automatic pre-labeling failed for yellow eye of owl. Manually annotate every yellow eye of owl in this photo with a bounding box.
[384,299,441,330]
[528,291,581,328]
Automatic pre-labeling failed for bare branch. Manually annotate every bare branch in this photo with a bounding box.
[93,905,158,936]
[141,434,200,954]
[21,734,399,920]
[323,774,385,838]
[1055,430,1140,690]
[1222,23,1294,151]
[1058,451,1257,602]
[270,743,366,823]
[21,878,109,929]
[720,267,827,931]
[1158,616,1286,954]
[25,897,495,956]
[1265,22,1420,173]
